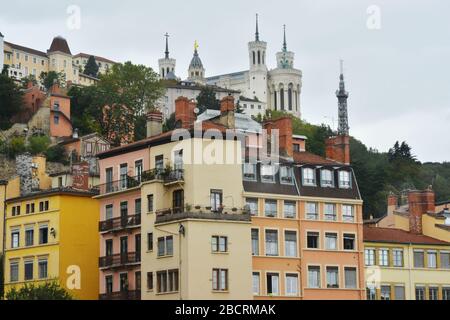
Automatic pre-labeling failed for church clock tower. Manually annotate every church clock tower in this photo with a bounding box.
[247,14,268,102]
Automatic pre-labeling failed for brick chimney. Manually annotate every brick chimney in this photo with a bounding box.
[263,117,293,158]
[387,193,398,214]
[146,110,163,138]
[219,95,235,128]
[408,189,435,234]
[175,96,196,129]
[325,135,350,165]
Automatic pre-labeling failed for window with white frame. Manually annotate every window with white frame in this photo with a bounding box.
[393,249,404,267]
[212,269,228,291]
[365,249,375,266]
[414,250,424,268]
[306,202,318,220]
[379,249,389,266]
[429,286,439,300]
[321,169,334,187]
[344,267,357,289]
[381,285,391,300]
[211,236,228,253]
[326,267,339,288]
[261,165,275,183]
[366,286,376,300]
[266,273,279,295]
[338,171,351,189]
[38,258,48,279]
[395,285,405,300]
[342,205,354,222]
[284,231,297,257]
[243,163,257,181]
[11,229,20,248]
[343,233,356,250]
[324,203,336,221]
[302,168,316,186]
[246,198,258,216]
[252,272,260,295]
[415,286,425,300]
[308,266,321,288]
[283,201,296,219]
[10,261,19,282]
[441,252,450,269]
[427,251,437,268]
[264,200,277,217]
[325,233,338,250]
[24,260,33,281]
[285,274,299,296]
[280,166,294,185]
[265,230,278,256]
[251,229,259,256]
[105,204,113,220]
[442,287,450,300]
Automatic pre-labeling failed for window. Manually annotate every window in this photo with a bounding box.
[157,236,173,257]
[173,190,184,212]
[394,285,405,300]
[135,198,141,216]
[325,233,338,250]
[24,260,34,281]
[366,286,376,300]
[174,150,183,171]
[365,249,375,266]
[381,285,391,300]
[147,233,153,251]
[280,166,294,185]
[342,205,354,222]
[283,201,296,219]
[443,287,450,300]
[147,194,154,213]
[39,201,49,212]
[441,252,450,269]
[339,171,351,189]
[324,204,336,221]
[285,274,299,296]
[211,236,228,253]
[378,249,389,266]
[243,163,257,181]
[265,230,278,256]
[265,200,277,217]
[12,205,21,216]
[415,286,425,300]
[306,202,318,220]
[25,227,34,247]
[344,267,357,289]
[266,273,279,295]
[321,169,334,187]
[157,269,179,293]
[251,229,259,256]
[147,272,154,291]
[427,251,437,268]
[39,225,48,244]
[429,287,439,300]
[106,276,113,294]
[10,262,19,282]
[261,165,275,183]
[54,115,59,125]
[135,160,143,182]
[120,164,128,189]
[246,198,258,216]
[302,168,316,186]
[414,250,425,268]
[212,269,228,291]
[326,267,339,288]
[105,204,113,220]
[167,270,179,292]
[105,239,113,257]
[393,249,404,267]
[307,232,319,249]
[155,155,164,173]
[252,272,260,295]
[284,231,297,257]
[343,234,356,251]
[38,259,48,279]
[308,266,321,288]
[11,229,20,248]
[210,189,223,212]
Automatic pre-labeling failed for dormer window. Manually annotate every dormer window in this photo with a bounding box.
[302,168,316,186]
[261,165,275,183]
[243,163,257,181]
[280,166,294,185]
[339,171,352,189]
[321,169,334,187]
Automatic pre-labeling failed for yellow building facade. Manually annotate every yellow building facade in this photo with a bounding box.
[364,226,450,300]
[3,190,100,300]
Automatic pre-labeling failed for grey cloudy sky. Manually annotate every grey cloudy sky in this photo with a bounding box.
[1,0,449,162]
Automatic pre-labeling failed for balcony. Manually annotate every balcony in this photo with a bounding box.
[97,169,184,196]
[99,252,141,270]
[155,205,251,225]
[99,214,141,233]
[99,290,141,300]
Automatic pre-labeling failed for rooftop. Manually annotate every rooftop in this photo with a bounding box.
[4,41,48,58]
[48,36,71,55]
[363,226,449,245]
[6,187,99,203]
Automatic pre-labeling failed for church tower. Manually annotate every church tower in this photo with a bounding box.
[247,14,268,102]
[188,41,205,84]
[158,33,177,80]
[336,60,349,136]
[276,25,295,69]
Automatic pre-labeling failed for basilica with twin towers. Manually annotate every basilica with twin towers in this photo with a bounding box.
[158,15,303,119]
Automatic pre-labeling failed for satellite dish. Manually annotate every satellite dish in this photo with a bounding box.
[194,108,200,114]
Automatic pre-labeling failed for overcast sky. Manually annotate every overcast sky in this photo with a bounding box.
[1,0,449,162]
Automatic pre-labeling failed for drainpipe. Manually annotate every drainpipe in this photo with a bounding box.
[1,182,7,299]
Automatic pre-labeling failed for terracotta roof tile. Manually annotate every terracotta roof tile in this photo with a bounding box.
[363,226,449,245]
[293,151,339,165]
[4,41,47,58]
[48,36,71,55]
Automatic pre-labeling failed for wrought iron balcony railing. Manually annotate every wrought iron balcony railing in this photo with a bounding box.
[99,214,141,233]
[99,290,141,300]
[99,252,141,269]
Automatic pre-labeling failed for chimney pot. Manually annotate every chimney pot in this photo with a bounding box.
[146,111,163,138]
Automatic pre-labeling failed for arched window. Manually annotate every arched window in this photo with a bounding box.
[288,86,293,111]
[252,51,256,65]
[258,51,261,64]
[295,91,298,111]
[280,88,285,110]
[274,91,277,110]
[263,52,265,64]
[162,69,165,77]
[167,67,170,74]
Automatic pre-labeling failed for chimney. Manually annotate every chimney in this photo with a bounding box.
[146,110,163,138]
[387,193,398,214]
[325,135,350,165]
[408,189,435,234]
[219,95,235,128]
[175,96,196,129]
[72,128,79,139]
[50,83,61,95]
[71,161,90,190]
[263,117,293,158]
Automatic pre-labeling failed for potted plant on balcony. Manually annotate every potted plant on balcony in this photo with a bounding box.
[185,203,192,212]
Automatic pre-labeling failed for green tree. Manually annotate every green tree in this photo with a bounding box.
[45,144,68,164]
[196,87,220,113]
[134,114,147,141]
[21,75,38,88]
[6,282,73,300]
[163,112,177,132]
[6,137,26,159]
[28,136,51,155]
[39,71,65,91]
[0,73,24,130]
[83,55,99,78]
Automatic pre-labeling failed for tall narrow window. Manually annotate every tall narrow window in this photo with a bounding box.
[266,273,279,295]
[344,267,357,289]
[308,266,321,288]
[283,201,296,218]
[306,202,318,220]
[147,233,153,251]
[286,274,299,296]
[246,198,258,216]
[302,168,316,186]
[326,267,339,288]
[393,249,404,267]
[120,164,128,189]
[395,286,405,300]
[265,200,277,217]
[147,194,154,213]
[10,262,19,282]
[342,205,355,222]
[210,189,223,212]
[135,160,143,182]
[381,285,391,300]
[427,251,437,268]
[11,229,20,248]
[24,260,34,281]
[212,269,228,291]
[173,190,184,212]
[324,204,337,221]
[105,168,113,192]
[252,272,260,295]
[38,259,48,279]
[307,232,319,249]
[257,51,261,64]
[325,233,338,250]
[365,249,375,266]
[284,231,297,257]
[415,286,425,300]
[288,87,293,110]
[251,229,259,256]
[339,171,351,189]
[265,230,278,256]
[39,225,48,245]
[174,150,183,171]
[414,250,425,268]
[25,227,34,247]
[280,88,285,110]
[155,155,164,173]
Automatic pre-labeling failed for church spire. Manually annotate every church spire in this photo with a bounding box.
[255,14,260,41]
[336,59,349,136]
[283,24,287,51]
[164,33,170,59]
